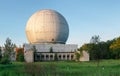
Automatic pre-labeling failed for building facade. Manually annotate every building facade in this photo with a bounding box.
[24,44,77,62]
[24,9,89,62]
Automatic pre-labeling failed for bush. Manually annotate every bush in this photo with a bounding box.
[0,56,10,64]
[75,52,80,61]
[16,53,24,62]
[16,49,24,62]
[24,63,48,76]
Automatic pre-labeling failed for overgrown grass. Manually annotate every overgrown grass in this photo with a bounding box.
[0,60,120,76]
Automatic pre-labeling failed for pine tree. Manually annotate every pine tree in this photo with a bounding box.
[1,38,14,64]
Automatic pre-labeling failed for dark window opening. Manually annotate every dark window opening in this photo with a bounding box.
[59,55,61,58]
[71,55,74,59]
[63,55,65,58]
[46,55,48,58]
[41,55,44,58]
[50,55,53,58]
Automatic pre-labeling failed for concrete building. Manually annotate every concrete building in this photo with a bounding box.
[24,9,89,62]
[24,44,77,62]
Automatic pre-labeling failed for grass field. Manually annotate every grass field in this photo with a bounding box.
[0,60,120,76]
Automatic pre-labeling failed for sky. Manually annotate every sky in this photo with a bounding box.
[0,0,120,47]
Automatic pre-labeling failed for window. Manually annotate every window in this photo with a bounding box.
[71,55,74,59]
[59,55,61,58]
[63,55,65,58]
[41,55,44,58]
[50,55,53,58]
[46,55,49,58]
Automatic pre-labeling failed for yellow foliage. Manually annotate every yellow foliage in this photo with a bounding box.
[110,37,120,50]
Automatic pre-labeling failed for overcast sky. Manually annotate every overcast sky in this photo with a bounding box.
[0,0,120,47]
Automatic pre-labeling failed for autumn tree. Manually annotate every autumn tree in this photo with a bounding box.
[16,48,24,62]
[110,37,120,59]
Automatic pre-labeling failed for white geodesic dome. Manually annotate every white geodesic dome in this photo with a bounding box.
[26,9,69,44]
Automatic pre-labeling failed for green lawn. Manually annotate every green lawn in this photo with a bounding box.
[0,60,120,76]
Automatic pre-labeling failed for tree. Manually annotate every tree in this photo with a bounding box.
[1,38,14,64]
[88,44,101,60]
[80,43,102,66]
[80,35,101,61]
[75,52,80,61]
[98,42,110,59]
[13,44,17,48]
[49,47,53,53]
[110,37,120,59]
[90,35,100,44]
[0,47,2,61]
[54,53,58,61]
[105,40,115,59]
[79,43,93,52]
[89,36,109,61]
[80,43,95,60]
[16,48,24,62]
[80,36,117,60]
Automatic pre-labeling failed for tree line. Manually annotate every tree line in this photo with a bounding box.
[1,36,120,64]
[79,35,120,60]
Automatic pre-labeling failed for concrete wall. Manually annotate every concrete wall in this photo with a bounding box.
[24,50,34,62]
[25,52,75,62]
[80,51,89,61]
[35,52,75,61]
[24,44,90,62]
[24,50,89,62]
[24,44,78,52]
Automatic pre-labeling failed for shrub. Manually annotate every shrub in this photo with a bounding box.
[16,49,24,62]
[0,56,10,64]
[75,52,80,61]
